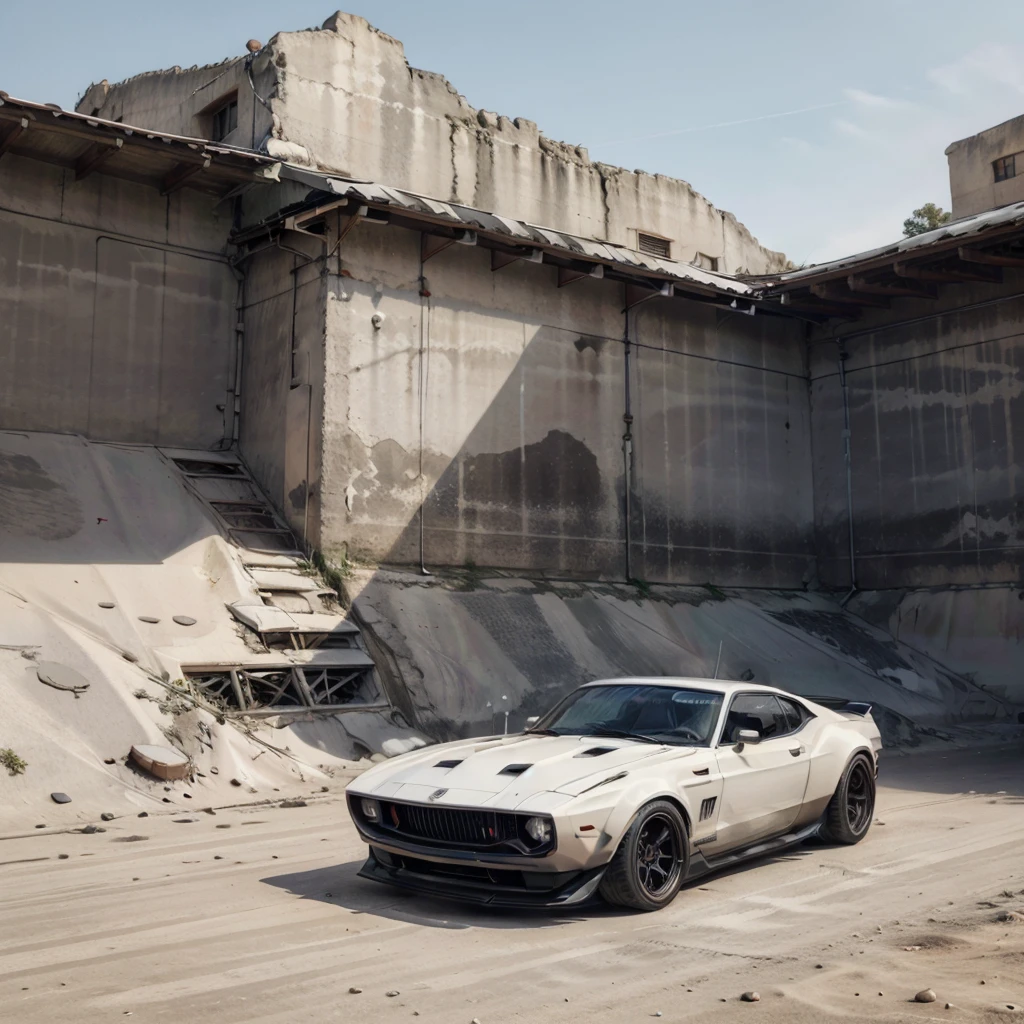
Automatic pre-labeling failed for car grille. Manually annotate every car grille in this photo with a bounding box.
[382,801,519,848]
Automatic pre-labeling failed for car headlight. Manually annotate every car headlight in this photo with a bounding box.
[360,798,379,821]
[524,815,552,844]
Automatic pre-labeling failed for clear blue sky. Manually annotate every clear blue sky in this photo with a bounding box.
[6,0,1024,264]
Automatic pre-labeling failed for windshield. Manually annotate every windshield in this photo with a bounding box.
[532,684,724,747]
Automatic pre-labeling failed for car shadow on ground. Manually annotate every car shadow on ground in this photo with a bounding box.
[261,839,839,929]
[260,858,598,929]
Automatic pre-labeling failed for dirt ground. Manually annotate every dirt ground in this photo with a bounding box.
[1,746,1022,1024]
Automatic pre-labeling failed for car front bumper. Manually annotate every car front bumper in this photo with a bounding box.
[359,846,606,908]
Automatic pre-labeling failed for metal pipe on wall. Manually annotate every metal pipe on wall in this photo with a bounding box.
[622,300,634,582]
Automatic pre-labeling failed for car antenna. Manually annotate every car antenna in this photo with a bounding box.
[713,640,723,679]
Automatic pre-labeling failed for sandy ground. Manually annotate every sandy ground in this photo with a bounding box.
[1,747,1022,1024]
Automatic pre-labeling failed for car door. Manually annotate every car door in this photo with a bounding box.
[712,693,810,852]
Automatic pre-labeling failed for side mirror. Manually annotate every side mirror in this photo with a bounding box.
[734,728,761,751]
[525,716,540,728]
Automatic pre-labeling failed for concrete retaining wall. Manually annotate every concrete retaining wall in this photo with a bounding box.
[810,277,1024,589]
[285,219,814,586]
[0,153,237,449]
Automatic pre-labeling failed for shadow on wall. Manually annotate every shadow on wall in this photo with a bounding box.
[334,301,813,589]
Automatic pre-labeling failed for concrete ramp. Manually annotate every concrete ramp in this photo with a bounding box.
[349,569,1014,744]
[0,432,422,831]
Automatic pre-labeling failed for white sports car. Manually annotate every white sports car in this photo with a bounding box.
[345,678,881,911]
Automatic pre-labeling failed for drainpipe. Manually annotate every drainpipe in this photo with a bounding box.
[836,337,857,606]
[418,248,432,576]
[622,303,634,582]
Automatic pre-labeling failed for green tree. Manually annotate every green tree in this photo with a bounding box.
[902,203,953,237]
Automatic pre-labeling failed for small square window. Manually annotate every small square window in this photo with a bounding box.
[693,252,720,272]
[994,155,1016,183]
[637,232,672,259]
[210,98,238,142]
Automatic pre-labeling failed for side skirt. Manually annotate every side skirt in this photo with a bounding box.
[685,816,825,882]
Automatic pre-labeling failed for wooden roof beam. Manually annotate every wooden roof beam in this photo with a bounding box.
[74,137,123,180]
[957,246,1024,268]
[161,155,211,195]
[557,263,604,287]
[0,116,28,158]
[894,260,1001,284]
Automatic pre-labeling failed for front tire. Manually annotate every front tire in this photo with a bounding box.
[599,800,688,911]
[820,752,875,844]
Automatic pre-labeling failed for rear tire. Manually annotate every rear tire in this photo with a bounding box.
[599,800,688,912]
[820,752,875,844]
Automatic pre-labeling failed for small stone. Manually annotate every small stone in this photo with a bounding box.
[101,812,115,821]
[138,812,148,818]
[321,785,329,792]
[214,855,223,860]
[81,825,99,834]
[230,778,242,787]
[58,853,69,859]
[915,989,937,1003]
[815,964,823,969]
[741,992,760,1002]
[138,616,160,624]
[654,1013,662,1018]
[98,601,115,609]
[35,824,45,829]
[209,766,219,774]
[104,758,116,765]
[162,797,171,803]
[387,990,400,997]
[279,798,307,808]
[182,792,192,799]
[203,807,216,815]
[216,824,231,829]
[349,987,362,994]
[172,615,197,626]
[50,792,72,804]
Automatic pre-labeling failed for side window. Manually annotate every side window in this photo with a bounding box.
[777,697,809,732]
[723,694,789,742]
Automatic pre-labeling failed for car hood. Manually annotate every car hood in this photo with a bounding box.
[352,733,694,810]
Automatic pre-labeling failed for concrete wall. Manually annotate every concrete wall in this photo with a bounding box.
[0,152,237,448]
[810,276,1024,589]
[850,585,1024,704]
[77,12,787,276]
[947,114,1024,219]
[282,218,813,585]
[237,241,327,542]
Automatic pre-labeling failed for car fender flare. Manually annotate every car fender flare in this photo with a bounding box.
[602,782,693,847]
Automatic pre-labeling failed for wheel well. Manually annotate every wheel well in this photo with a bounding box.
[654,794,692,837]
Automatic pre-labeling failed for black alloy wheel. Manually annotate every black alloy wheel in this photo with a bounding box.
[599,799,689,911]
[820,752,876,844]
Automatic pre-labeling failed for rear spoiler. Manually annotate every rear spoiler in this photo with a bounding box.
[806,696,873,718]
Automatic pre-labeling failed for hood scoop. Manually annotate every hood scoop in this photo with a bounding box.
[499,763,532,776]
[574,746,616,758]
[434,759,463,769]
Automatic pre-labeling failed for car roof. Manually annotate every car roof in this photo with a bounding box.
[582,677,783,698]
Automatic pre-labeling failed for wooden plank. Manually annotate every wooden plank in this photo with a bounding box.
[811,283,889,308]
[894,260,1001,284]
[957,246,1024,268]
[848,274,936,299]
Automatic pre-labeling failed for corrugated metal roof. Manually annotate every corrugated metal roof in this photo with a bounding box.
[279,165,754,299]
[774,201,1024,287]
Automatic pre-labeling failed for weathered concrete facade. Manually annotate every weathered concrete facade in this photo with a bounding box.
[809,276,1024,589]
[78,12,787,276]
[947,114,1024,219]
[237,215,812,587]
[0,152,237,447]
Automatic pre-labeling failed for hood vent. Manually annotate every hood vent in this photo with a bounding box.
[434,759,462,769]
[574,746,616,758]
[499,763,532,776]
